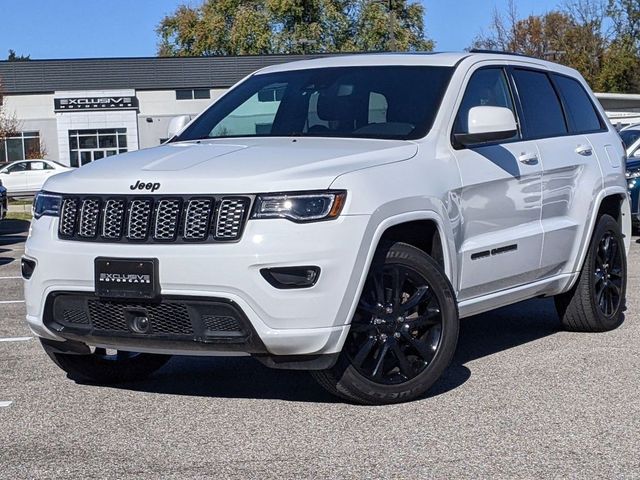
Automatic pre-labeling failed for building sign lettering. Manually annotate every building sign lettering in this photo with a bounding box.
[54,97,139,112]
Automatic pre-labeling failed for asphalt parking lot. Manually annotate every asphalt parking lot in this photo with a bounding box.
[0,220,638,479]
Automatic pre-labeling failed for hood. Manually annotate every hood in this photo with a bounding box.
[44,137,418,195]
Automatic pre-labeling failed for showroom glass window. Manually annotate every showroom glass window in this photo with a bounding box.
[68,129,128,167]
[0,131,41,162]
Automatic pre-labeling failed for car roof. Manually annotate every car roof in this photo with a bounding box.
[256,51,576,75]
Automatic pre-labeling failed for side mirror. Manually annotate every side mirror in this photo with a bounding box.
[454,106,518,147]
[167,115,192,139]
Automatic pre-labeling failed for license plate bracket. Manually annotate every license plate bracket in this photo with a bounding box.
[94,257,159,299]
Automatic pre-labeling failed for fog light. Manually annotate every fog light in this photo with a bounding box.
[260,266,320,289]
[21,257,36,280]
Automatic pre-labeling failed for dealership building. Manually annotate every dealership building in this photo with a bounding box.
[1,54,639,167]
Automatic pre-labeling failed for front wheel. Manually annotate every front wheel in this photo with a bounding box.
[555,214,627,332]
[41,340,171,384]
[312,242,459,405]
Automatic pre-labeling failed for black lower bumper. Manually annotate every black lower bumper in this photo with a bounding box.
[44,292,268,354]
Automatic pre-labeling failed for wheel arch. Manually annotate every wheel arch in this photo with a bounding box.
[333,209,456,343]
[568,187,630,289]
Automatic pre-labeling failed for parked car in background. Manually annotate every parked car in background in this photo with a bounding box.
[0,182,7,220]
[622,124,640,230]
[0,160,72,197]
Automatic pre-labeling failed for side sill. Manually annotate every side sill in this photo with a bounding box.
[458,273,577,319]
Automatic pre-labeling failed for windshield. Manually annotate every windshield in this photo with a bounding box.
[620,129,640,149]
[175,66,454,142]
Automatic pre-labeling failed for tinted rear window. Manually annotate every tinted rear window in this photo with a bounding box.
[620,129,640,149]
[513,69,567,139]
[552,74,603,133]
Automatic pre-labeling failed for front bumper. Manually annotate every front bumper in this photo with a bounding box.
[24,214,370,356]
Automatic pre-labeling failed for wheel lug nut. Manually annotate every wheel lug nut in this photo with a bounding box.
[385,307,393,314]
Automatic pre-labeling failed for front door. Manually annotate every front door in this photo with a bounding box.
[450,66,543,301]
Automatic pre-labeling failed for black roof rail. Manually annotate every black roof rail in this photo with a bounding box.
[468,49,534,59]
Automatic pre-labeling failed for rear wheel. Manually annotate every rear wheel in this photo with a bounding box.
[41,340,171,384]
[555,214,627,332]
[312,242,459,405]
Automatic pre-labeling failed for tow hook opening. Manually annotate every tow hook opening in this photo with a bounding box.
[124,309,151,334]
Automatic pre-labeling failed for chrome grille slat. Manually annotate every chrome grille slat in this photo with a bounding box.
[102,199,125,239]
[57,195,250,243]
[59,199,78,237]
[215,198,249,240]
[153,199,181,240]
[127,199,153,240]
[184,199,213,240]
[78,198,100,238]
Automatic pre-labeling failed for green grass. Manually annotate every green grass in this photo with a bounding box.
[6,211,32,221]
[9,198,33,206]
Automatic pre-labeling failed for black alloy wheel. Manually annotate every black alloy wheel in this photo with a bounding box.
[555,213,627,332]
[347,263,443,385]
[312,242,459,405]
[594,231,624,317]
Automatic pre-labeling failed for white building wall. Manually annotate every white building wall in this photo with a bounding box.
[137,89,224,116]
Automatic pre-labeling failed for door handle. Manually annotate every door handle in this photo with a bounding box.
[576,144,593,156]
[518,152,538,165]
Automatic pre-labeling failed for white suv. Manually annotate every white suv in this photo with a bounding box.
[24,52,630,404]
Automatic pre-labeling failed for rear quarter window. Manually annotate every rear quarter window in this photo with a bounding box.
[552,74,604,133]
[512,69,568,139]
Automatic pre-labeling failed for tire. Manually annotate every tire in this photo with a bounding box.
[555,214,627,332]
[312,242,459,405]
[41,340,171,384]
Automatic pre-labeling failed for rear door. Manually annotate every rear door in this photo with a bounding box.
[451,66,543,301]
[510,68,606,275]
[25,161,55,191]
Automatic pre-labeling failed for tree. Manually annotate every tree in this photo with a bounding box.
[156,0,434,56]
[7,49,30,61]
[0,78,20,139]
[355,0,434,52]
[472,0,640,92]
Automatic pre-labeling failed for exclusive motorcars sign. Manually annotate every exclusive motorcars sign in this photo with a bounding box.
[54,96,139,112]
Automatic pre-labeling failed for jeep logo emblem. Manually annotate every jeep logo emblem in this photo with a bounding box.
[130,180,161,192]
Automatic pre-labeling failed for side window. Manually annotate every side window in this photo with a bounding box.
[455,68,517,137]
[512,69,567,138]
[29,161,47,171]
[6,162,27,173]
[552,74,604,133]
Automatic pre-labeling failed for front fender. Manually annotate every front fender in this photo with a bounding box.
[334,200,456,326]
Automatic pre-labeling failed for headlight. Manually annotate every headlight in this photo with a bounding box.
[252,191,347,222]
[33,191,62,219]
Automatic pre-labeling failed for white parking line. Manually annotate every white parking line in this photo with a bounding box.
[0,401,13,408]
[0,337,32,342]
[0,276,22,280]
[0,300,25,304]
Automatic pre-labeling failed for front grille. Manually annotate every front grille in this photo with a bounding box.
[59,195,251,243]
[202,314,241,332]
[49,294,254,346]
[87,300,193,335]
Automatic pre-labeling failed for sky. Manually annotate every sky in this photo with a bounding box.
[0,0,560,60]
